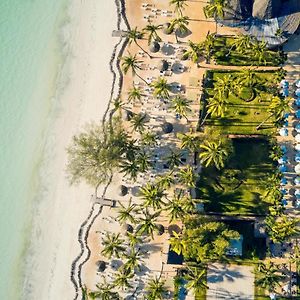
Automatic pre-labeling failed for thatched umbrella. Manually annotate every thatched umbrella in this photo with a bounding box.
[163,22,172,34]
[162,122,173,134]
[168,224,181,236]
[96,260,106,272]
[118,185,128,196]
[157,59,169,72]
[123,223,134,233]
[149,41,160,53]
[122,109,133,121]
[157,224,165,235]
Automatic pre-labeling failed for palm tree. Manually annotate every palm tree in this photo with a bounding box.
[177,131,199,152]
[140,131,157,147]
[178,165,197,188]
[140,183,165,210]
[156,171,175,189]
[89,280,120,300]
[206,95,228,118]
[170,95,191,120]
[111,97,125,119]
[183,40,203,64]
[169,231,186,254]
[169,0,188,16]
[214,74,235,99]
[238,68,260,88]
[145,277,167,299]
[256,96,290,130]
[273,67,287,82]
[126,232,143,248]
[123,248,143,272]
[185,267,208,295]
[255,262,284,292]
[101,232,125,259]
[151,77,170,98]
[121,53,147,84]
[252,40,267,65]
[137,209,160,239]
[228,34,252,54]
[117,198,139,224]
[203,0,228,32]
[126,27,152,58]
[113,268,134,290]
[201,32,216,63]
[182,194,197,213]
[130,112,147,132]
[128,85,144,104]
[168,16,190,43]
[137,150,151,172]
[143,22,162,45]
[199,140,229,170]
[120,160,140,180]
[166,150,183,169]
[166,191,185,222]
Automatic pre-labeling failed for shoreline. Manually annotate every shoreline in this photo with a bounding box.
[21,1,119,299]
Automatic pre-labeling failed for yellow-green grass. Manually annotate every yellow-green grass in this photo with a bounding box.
[203,71,278,136]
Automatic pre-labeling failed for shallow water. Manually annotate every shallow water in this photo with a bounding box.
[0,1,68,298]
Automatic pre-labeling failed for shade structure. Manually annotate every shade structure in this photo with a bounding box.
[157,224,165,236]
[294,176,300,185]
[168,224,181,236]
[281,88,289,97]
[280,79,289,87]
[295,98,300,107]
[295,189,300,198]
[280,188,287,195]
[123,223,134,233]
[296,144,300,151]
[278,156,287,164]
[296,110,300,119]
[296,200,300,209]
[162,122,173,134]
[295,164,300,174]
[296,134,300,143]
[279,164,287,172]
[162,22,172,34]
[295,123,300,132]
[149,41,160,53]
[118,185,128,196]
[295,79,300,88]
[279,128,288,136]
[122,109,133,121]
[131,186,141,197]
[296,89,300,97]
[296,152,300,162]
[280,145,287,153]
[157,59,168,72]
[96,260,106,272]
[280,177,287,185]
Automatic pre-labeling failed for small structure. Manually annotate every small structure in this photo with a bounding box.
[162,122,173,134]
[131,186,141,197]
[123,223,134,233]
[162,22,172,34]
[157,224,165,236]
[149,41,160,53]
[122,109,133,121]
[96,260,106,272]
[157,59,169,72]
[118,185,128,196]
[168,224,181,236]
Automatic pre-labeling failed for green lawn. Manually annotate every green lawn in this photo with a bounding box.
[203,71,278,135]
[213,36,285,66]
[196,138,274,215]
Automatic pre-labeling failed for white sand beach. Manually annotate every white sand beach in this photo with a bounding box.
[22,1,118,299]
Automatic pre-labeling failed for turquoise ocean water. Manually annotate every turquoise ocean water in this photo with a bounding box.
[0,1,68,298]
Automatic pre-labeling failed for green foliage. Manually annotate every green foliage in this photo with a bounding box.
[178,165,198,188]
[116,198,139,224]
[145,276,167,300]
[101,232,125,259]
[185,267,208,295]
[66,121,129,187]
[170,216,240,262]
[143,22,162,45]
[151,77,170,98]
[140,183,166,210]
[203,0,227,19]
[265,216,299,243]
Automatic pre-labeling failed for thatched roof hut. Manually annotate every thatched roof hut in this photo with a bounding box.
[168,224,181,236]
[157,60,169,72]
[123,223,134,233]
[118,185,128,196]
[149,41,160,53]
[96,260,106,272]
[162,122,173,134]
[162,23,172,34]
[157,224,165,236]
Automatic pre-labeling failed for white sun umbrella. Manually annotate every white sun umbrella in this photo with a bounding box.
[279,128,288,136]
[296,144,300,151]
[296,89,300,97]
[295,79,300,88]
[296,134,300,143]
[295,164,300,174]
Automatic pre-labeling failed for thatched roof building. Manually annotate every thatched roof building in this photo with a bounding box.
[220,0,300,47]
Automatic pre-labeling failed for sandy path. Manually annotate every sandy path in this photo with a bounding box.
[22,1,118,299]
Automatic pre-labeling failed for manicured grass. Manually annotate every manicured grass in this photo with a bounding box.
[203,70,278,135]
[213,36,285,66]
[196,138,275,215]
